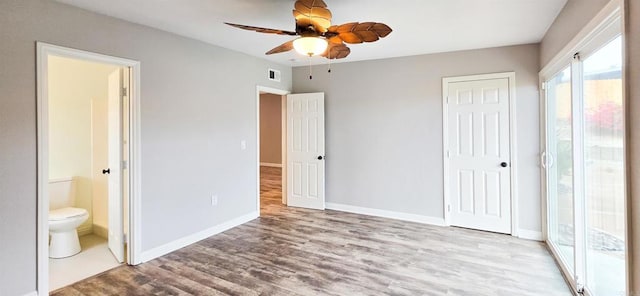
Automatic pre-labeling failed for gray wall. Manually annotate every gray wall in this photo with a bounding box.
[540,0,611,67]
[260,93,282,164]
[0,0,291,295]
[625,0,640,292]
[293,44,542,232]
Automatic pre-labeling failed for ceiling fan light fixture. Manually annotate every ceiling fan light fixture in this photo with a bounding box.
[293,37,328,57]
[225,0,392,61]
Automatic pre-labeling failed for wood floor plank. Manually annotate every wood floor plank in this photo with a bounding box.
[51,166,570,295]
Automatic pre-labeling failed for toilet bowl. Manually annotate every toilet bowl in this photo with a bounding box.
[49,207,89,258]
[48,177,90,259]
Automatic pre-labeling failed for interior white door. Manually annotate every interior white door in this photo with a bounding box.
[286,93,325,210]
[107,68,125,263]
[446,78,512,234]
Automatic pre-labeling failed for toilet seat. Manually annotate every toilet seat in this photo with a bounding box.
[49,207,88,221]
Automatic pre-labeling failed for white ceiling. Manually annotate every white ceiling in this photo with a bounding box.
[55,0,567,66]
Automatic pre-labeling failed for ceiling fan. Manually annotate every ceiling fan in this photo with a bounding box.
[225,0,392,60]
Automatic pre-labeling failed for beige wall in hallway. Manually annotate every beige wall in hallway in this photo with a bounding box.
[260,93,282,165]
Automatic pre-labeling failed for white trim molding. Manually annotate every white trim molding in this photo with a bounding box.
[326,203,446,226]
[77,225,93,237]
[36,42,143,294]
[442,72,519,236]
[22,292,38,296]
[93,224,109,239]
[260,162,282,168]
[518,229,543,241]
[139,211,259,262]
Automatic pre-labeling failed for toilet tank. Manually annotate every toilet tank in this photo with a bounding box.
[49,177,76,210]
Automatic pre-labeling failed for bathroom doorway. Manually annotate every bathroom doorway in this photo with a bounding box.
[257,86,288,215]
[36,43,141,294]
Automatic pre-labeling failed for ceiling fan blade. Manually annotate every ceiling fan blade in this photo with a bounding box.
[224,22,297,36]
[293,0,332,33]
[266,40,295,55]
[327,22,392,44]
[322,42,351,59]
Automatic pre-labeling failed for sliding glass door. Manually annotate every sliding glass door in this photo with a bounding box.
[546,66,575,272]
[581,36,625,296]
[542,27,625,296]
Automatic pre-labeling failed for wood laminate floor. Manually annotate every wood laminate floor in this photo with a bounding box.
[52,166,570,295]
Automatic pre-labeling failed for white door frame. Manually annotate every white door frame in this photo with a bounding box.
[36,42,143,294]
[256,86,290,211]
[442,72,519,236]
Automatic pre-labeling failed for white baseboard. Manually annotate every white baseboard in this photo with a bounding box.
[139,211,259,263]
[77,224,93,237]
[518,229,543,241]
[93,224,108,239]
[326,202,446,226]
[22,291,37,296]
[260,162,282,168]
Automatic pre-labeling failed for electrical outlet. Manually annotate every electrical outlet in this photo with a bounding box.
[240,140,247,150]
[211,195,218,206]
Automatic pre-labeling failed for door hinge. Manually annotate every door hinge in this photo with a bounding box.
[446,150,450,158]
[447,204,451,212]
[541,82,546,91]
[445,96,449,104]
[121,87,128,97]
[122,160,128,170]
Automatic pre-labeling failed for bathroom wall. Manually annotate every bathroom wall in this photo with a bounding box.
[260,93,282,165]
[48,55,118,234]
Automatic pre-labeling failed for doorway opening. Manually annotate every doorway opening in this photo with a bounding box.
[256,87,327,214]
[36,43,142,294]
[257,87,288,215]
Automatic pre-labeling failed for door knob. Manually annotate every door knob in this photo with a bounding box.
[317,156,323,160]
[102,168,111,175]
[500,162,508,168]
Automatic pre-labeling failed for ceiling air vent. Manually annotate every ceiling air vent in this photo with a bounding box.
[268,69,281,82]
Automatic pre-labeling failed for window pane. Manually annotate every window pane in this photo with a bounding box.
[582,35,625,296]
[547,66,575,271]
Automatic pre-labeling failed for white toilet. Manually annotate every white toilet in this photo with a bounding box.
[49,178,89,259]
